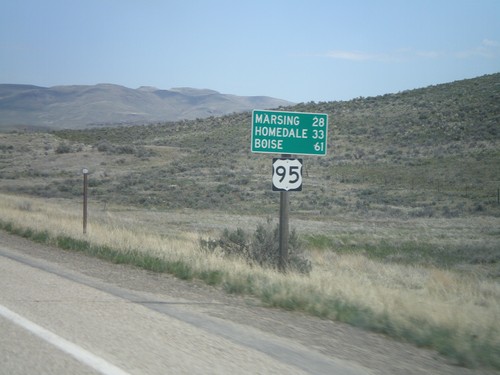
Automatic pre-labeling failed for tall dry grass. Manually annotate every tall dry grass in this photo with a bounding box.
[1,193,499,369]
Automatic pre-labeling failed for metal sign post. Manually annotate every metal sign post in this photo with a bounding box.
[279,189,289,272]
[82,168,89,234]
[278,154,292,272]
[272,156,303,271]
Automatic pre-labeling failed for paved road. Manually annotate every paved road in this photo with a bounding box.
[0,239,370,375]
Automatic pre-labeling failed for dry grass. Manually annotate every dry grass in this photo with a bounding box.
[1,192,499,369]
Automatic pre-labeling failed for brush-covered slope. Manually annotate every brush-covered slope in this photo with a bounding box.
[1,73,499,219]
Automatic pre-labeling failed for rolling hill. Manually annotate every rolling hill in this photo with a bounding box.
[0,73,498,220]
[0,83,293,130]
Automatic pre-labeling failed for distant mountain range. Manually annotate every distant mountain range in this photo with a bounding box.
[0,84,294,130]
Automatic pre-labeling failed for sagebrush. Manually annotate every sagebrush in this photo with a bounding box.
[200,220,312,274]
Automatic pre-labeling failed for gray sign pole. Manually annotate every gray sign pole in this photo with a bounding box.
[82,168,89,234]
[278,154,291,272]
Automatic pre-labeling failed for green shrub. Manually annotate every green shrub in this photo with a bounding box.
[55,142,72,154]
[201,220,312,274]
[17,200,33,211]
[95,140,115,153]
[219,227,250,257]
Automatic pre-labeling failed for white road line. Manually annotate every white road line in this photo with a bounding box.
[0,304,130,375]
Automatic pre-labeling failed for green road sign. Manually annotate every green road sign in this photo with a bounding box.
[251,110,328,156]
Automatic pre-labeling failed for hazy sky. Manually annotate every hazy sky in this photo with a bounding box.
[1,0,499,102]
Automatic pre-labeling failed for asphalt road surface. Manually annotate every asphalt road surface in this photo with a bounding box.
[0,231,497,375]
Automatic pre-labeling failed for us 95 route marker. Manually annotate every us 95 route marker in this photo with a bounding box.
[251,109,328,156]
[272,158,303,191]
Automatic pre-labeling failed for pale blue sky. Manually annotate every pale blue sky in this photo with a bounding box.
[1,0,499,102]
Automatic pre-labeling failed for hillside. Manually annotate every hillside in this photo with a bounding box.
[0,83,293,130]
[0,73,499,220]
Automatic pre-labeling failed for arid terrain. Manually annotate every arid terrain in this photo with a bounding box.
[1,73,499,371]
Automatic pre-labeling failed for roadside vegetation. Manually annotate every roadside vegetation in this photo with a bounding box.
[1,193,499,370]
[0,73,499,369]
